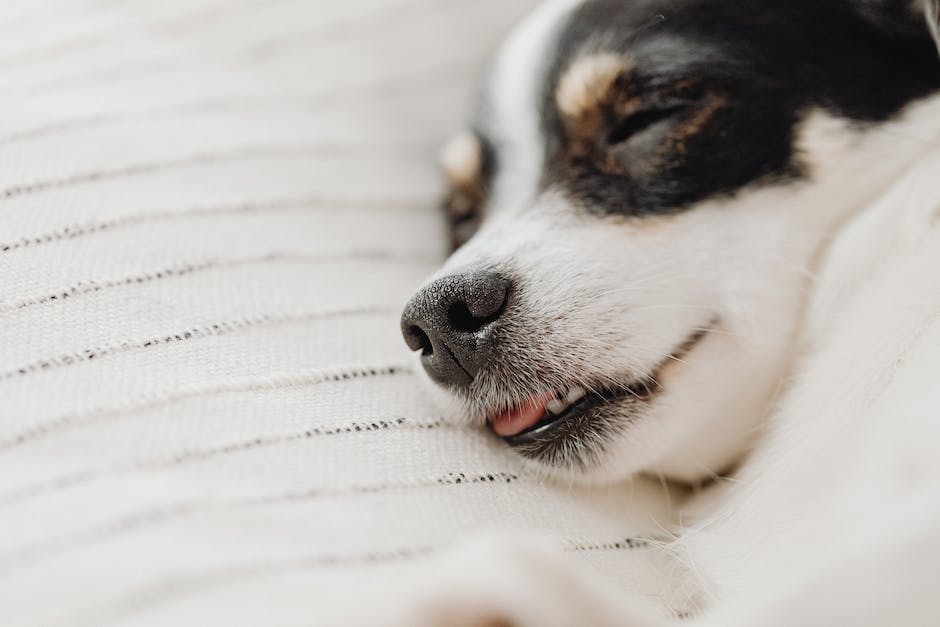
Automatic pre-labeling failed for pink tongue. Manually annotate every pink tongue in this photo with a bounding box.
[490,392,555,438]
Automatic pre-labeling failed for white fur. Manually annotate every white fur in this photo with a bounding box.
[478,0,586,216]
[438,56,940,485]
[381,92,940,627]
[683,102,940,624]
[388,3,940,625]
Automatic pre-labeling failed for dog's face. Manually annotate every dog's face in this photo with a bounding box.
[402,0,940,483]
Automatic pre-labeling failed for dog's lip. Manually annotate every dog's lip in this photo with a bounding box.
[490,324,714,448]
[501,380,656,448]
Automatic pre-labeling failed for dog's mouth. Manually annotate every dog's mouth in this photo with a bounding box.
[491,380,657,444]
[487,326,712,459]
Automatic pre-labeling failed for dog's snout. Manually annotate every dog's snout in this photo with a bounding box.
[400,270,510,387]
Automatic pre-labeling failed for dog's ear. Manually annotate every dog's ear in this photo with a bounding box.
[856,0,922,20]
[856,0,940,40]
[927,0,940,52]
[853,1,940,59]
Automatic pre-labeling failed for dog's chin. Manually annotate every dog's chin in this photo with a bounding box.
[477,326,713,478]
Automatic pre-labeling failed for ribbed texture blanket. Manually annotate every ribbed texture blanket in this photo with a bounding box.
[0,2,688,624]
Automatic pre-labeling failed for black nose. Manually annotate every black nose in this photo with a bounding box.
[400,270,510,388]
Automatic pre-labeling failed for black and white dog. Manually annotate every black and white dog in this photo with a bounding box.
[391,1,940,625]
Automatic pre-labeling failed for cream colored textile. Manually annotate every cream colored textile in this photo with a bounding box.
[0,2,685,625]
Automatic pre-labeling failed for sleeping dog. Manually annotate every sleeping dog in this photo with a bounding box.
[393,1,940,625]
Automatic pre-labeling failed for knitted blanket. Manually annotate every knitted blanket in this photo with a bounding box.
[0,2,688,624]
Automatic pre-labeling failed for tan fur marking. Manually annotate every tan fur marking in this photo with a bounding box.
[440,131,483,190]
[440,132,486,225]
[555,53,632,121]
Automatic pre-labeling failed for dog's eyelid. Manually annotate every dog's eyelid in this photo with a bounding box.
[606,102,689,145]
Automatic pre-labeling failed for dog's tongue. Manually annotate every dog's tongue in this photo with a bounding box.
[490,392,554,437]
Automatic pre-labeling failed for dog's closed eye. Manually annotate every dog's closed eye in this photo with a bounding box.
[553,53,726,178]
[606,102,690,145]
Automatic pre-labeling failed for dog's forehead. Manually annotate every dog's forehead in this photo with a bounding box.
[534,0,935,104]
[476,0,749,138]
[544,1,730,77]
[471,0,773,216]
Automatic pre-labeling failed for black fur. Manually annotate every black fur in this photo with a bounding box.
[465,0,940,225]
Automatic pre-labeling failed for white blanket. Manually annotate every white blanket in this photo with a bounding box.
[0,2,687,624]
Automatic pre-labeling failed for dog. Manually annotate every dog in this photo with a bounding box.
[388,1,940,625]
